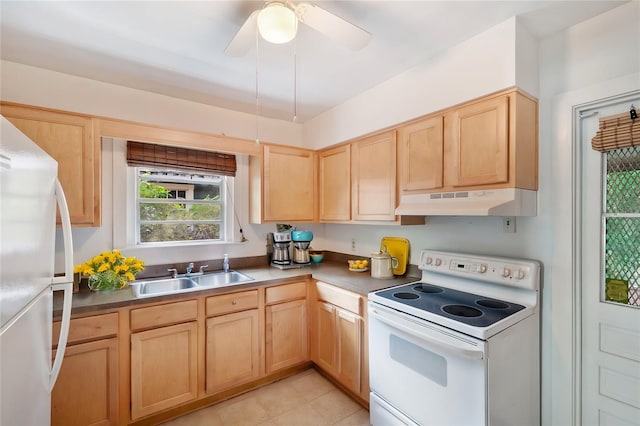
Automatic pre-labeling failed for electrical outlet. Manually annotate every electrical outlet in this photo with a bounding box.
[351,238,356,251]
[503,216,516,233]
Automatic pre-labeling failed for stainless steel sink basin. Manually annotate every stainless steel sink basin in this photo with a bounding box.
[130,277,198,298]
[130,270,255,298]
[191,270,254,287]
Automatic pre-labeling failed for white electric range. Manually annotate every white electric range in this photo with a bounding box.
[368,249,541,426]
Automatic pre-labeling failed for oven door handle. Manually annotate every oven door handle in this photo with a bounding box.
[370,307,484,360]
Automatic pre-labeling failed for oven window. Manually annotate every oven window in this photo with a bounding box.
[390,334,447,387]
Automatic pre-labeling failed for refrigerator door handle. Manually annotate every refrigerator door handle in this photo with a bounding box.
[50,179,74,390]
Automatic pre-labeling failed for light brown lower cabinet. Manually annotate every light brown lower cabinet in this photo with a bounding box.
[312,281,366,399]
[51,313,119,426]
[130,321,198,420]
[205,308,261,393]
[265,282,308,373]
[51,338,119,426]
[314,301,362,394]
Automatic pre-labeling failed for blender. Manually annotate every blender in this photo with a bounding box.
[291,230,313,264]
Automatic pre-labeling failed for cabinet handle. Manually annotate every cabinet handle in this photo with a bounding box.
[232,300,237,305]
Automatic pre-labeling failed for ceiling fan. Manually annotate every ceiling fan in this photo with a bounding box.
[225,1,371,56]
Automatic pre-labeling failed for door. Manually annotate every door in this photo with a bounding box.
[52,338,118,426]
[351,130,397,221]
[205,309,260,393]
[130,321,198,420]
[580,93,640,425]
[319,144,351,221]
[265,299,308,373]
[368,303,486,426]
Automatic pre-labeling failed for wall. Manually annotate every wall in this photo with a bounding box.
[0,60,303,147]
[302,17,537,150]
[540,2,639,425]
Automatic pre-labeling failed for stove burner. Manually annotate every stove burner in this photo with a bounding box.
[413,284,444,294]
[442,304,483,317]
[393,292,420,300]
[476,299,509,309]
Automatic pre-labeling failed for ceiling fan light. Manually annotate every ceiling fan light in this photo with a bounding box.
[257,2,298,44]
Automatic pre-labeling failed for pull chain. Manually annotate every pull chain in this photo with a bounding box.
[293,36,297,123]
[255,26,260,144]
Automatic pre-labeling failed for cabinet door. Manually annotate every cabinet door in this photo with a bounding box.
[315,301,337,374]
[450,95,509,187]
[319,145,351,221]
[398,115,444,192]
[336,309,362,394]
[351,131,397,221]
[263,144,317,222]
[130,322,198,420]
[266,299,308,373]
[1,104,99,226]
[52,338,118,426]
[205,309,260,393]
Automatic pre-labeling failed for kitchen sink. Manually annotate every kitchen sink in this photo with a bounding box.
[130,270,254,298]
[130,277,199,298]
[190,270,254,287]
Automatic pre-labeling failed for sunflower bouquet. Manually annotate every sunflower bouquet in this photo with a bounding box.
[74,250,145,291]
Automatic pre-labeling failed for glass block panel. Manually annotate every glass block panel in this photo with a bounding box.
[606,146,640,213]
[604,217,640,306]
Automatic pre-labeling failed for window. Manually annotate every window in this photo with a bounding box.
[135,168,229,244]
[603,145,640,306]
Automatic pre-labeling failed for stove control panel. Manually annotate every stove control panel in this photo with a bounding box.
[419,250,540,290]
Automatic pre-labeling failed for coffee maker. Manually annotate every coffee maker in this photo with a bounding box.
[291,230,313,264]
[271,231,292,266]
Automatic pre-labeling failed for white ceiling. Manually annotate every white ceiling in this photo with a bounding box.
[0,1,626,123]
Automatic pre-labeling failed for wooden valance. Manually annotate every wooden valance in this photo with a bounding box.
[591,111,639,152]
[127,141,236,176]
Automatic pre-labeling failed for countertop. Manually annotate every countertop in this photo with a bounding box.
[55,261,420,317]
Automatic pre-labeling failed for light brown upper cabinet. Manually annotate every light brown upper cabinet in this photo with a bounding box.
[351,130,398,221]
[1,103,100,226]
[449,94,509,187]
[399,89,537,194]
[398,115,444,193]
[250,144,318,223]
[318,144,351,222]
[446,90,538,191]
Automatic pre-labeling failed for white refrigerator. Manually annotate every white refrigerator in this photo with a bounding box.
[0,116,74,425]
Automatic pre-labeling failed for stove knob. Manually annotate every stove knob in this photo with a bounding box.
[435,258,442,266]
[425,257,433,265]
[478,264,488,273]
[516,269,526,280]
[502,267,511,278]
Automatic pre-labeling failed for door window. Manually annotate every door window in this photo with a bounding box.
[603,145,640,306]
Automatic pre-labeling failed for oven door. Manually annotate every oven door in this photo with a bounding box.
[368,302,487,426]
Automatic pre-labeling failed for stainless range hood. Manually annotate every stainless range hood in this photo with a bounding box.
[395,188,537,217]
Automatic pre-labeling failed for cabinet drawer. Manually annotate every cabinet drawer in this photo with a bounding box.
[315,281,362,316]
[266,281,307,305]
[206,290,259,317]
[53,312,118,347]
[131,299,197,331]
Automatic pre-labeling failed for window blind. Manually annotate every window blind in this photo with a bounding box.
[127,141,236,176]
[591,111,639,152]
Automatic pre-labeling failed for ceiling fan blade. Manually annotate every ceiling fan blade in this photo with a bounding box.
[294,3,371,50]
[224,10,259,57]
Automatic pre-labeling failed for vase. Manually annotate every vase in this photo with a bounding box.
[88,271,128,291]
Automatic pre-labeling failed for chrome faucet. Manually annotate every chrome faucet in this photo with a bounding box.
[186,262,194,276]
[167,268,178,278]
[199,265,209,274]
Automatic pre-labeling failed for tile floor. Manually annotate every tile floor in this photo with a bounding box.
[161,369,370,426]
